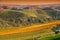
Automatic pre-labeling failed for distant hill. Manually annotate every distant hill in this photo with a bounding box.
[0,5,60,28]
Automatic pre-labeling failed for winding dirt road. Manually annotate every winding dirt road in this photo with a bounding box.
[0,20,60,35]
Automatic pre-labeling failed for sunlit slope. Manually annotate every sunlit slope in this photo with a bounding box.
[0,28,55,40]
[0,20,60,35]
[0,5,60,34]
[0,5,60,40]
[0,5,60,35]
[0,21,60,40]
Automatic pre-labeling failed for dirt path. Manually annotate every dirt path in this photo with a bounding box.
[0,20,60,35]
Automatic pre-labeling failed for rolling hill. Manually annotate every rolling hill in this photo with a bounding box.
[0,4,60,40]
